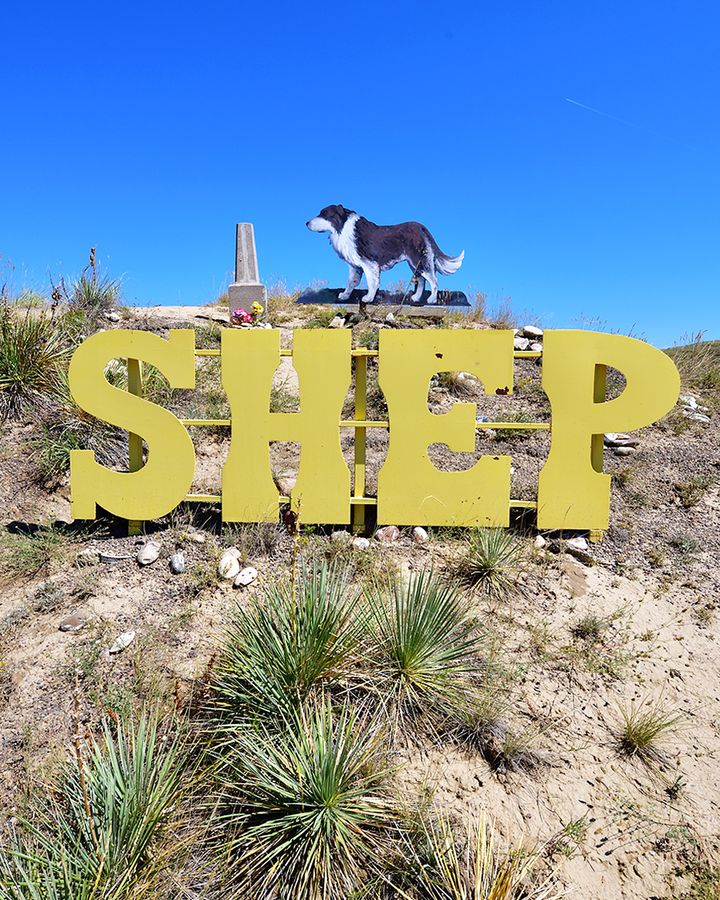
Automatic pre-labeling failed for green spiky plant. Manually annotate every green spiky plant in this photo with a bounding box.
[366,571,482,724]
[393,811,561,899]
[210,561,364,727]
[460,528,526,598]
[0,305,72,420]
[211,699,394,900]
[0,714,188,899]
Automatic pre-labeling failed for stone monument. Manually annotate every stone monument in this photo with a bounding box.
[228,223,266,308]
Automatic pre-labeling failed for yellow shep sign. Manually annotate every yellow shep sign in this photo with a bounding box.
[68,328,680,532]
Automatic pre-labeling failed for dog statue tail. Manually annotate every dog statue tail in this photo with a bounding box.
[432,242,465,276]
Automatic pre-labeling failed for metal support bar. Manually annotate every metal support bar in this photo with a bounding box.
[352,355,368,533]
[127,358,144,536]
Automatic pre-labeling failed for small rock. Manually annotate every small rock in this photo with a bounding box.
[534,535,547,550]
[218,548,241,580]
[529,341,543,352]
[169,550,185,574]
[109,630,135,654]
[386,312,395,322]
[331,530,352,546]
[613,446,636,456]
[412,526,429,545]
[522,325,543,339]
[352,537,370,550]
[76,548,100,567]
[566,537,589,552]
[328,315,345,328]
[105,311,121,323]
[604,432,637,447]
[513,336,531,351]
[59,615,86,633]
[375,525,400,544]
[137,541,161,566]
[189,531,206,544]
[234,566,258,588]
[679,393,697,409]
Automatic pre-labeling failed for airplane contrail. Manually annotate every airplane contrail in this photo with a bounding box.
[564,97,640,129]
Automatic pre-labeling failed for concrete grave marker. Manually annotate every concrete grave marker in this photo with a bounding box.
[228,223,267,308]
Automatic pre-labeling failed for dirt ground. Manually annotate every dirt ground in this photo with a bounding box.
[1,303,718,899]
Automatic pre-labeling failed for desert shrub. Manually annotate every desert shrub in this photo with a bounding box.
[434,370,476,397]
[0,305,72,420]
[304,306,343,329]
[366,570,482,723]
[460,528,525,598]
[0,714,187,898]
[209,562,363,726]
[619,698,683,764]
[211,700,393,899]
[674,475,714,508]
[30,413,125,485]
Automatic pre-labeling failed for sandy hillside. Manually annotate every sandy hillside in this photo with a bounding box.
[0,297,718,899]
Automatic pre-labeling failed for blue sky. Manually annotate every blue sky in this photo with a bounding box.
[2,0,718,347]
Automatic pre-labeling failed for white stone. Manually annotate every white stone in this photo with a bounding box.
[679,394,697,409]
[276,476,296,496]
[170,550,185,574]
[522,325,543,339]
[412,526,429,544]
[331,530,352,546]
[386,312,395,322]
[513,336,531,350]
[529,342,543,352]
[534,535,547,549]
[137,541,161,566]
[105,311,121,323]
[218,549,242,580]
[329,315,345,328]
[352,537,370,550]
[234,566,258,588]
[189,531,206,544]
[614,446,636,456]
[566,537,589,552]
[109,630,135,654]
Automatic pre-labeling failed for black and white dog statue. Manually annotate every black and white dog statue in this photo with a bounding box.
[306,205,464,304]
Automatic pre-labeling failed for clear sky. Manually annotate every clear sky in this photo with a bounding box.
[2,0,718,347]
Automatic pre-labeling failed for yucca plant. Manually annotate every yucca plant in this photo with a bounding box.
[366,571,482,723]
[69,271,120,319]
[394,812,560,899]
[0,714,188,899]
[210,561,364,727]
[213,699,393,899]
[460,529,525,599]
[0,305,72,420]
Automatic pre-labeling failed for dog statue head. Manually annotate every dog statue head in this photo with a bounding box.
[306,204,354,235]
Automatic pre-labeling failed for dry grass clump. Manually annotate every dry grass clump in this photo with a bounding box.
[460,528,526,598]
[394,811,561,899]
[666,332,720,395]
[618,698,683,764]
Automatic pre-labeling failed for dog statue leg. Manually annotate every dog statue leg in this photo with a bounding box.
[360,263,380,304]
[338,265,362,301]
[410,275,426,303]
[424,268,439,304]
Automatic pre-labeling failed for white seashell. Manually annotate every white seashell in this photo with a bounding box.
[234,566,258,588]
[109,630,135,654]
[137,541,161,566]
